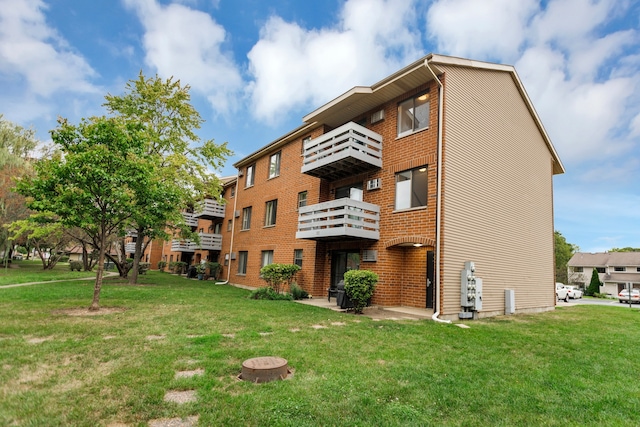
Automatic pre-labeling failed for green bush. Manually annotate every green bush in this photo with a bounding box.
[157,260,167,271]
[206,262,222,279]
[344,269,379,314]
[69,261,83,271]
[290,282,309,300]
[138,262,150,275]
[58,255,69,263]
[586,268,601,296]
[259,263,301,293]
[249,287,293,301]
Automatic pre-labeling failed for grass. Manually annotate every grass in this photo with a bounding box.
[1,266,639,426]
[0,259,95,285]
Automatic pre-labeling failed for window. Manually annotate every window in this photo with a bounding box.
[298,191,307,209]
[238,251,248,275]
[574,267,584,272]
[637,267,640,272]
[230,186,235,198]
[294,249,303,267]
[214,223,222,234]
[395,166,428,210]
[269,152,281,178]
[227,219,232,232]
[302,136,311,155]
[261,250,274,267]
[245,164,255,187]
[397,92,429,137]
[596,267,605,273]
[265,200,278,227]
[614,266,626,272]
[241,207,252,230]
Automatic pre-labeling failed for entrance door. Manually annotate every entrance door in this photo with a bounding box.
[331,250,360,287]
[426,250,435,308]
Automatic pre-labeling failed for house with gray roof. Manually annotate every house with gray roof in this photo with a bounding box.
[568,252,640,296]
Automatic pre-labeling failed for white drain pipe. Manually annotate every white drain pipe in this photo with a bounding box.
[425,57,451,324]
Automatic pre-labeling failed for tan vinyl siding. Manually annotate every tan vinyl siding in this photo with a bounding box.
[438,65,556,318]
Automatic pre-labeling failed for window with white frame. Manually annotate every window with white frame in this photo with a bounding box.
[241,206,252,230]
[238,251,248,274]
[298,191,307,209]
[265,199,278,227]
[614,266,626,272]
[397,92,429,137]
[246,164,255,187]
[395,166,428,210]
[293,249,303,267]
[214,222,222,234]
[268,152,281,178]
[261,250,274,267]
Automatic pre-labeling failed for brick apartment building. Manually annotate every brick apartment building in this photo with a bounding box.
[155,54,564,320]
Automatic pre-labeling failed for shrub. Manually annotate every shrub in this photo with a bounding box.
[207,262,222,280]
[69,261,83,271]
[586,268,601,296]
[259,263,301,293]
[59,255,69,263]
[138,262,150,275]
[290,282,309,300]
[195,263,207,275]
[249,287,293,301]
[344,270,379,314]
[157,260,167,271]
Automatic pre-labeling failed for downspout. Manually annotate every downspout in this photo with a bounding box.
[221,175,240,284]
[425,58,451,324]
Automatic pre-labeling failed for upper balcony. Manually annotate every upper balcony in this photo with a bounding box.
[189,233,222,251]
[183,212,198,227]
[301,122,382,181]
[124,242,136,253]
[193,198,225,220]
[296,198,380,241]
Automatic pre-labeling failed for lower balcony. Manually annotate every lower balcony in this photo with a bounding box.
[171,240,195,253]
[189,233,222,251]
[296,198,380,241]
[183,212,198,227]
[124,243,136,253]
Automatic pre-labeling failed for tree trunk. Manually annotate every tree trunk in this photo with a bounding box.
[129,226,145,285]
[90,233,106,311]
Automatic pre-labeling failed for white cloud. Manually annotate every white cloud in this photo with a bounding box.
[247,0,422,124]
[426,0,539,61]
[123,0,243,115]
[0,0,98,97]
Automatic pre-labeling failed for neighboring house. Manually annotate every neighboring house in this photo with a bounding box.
[209,53,564,320]
[568,252,640,296]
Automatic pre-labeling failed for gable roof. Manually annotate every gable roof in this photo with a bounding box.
[569,252,640,267]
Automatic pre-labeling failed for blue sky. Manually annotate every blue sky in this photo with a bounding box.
[0,0,638,253]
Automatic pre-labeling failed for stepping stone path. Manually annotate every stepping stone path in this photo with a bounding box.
[163,390,197,404]
[146,335,166,341]
[174,369,204,379]
[148,415,199,427]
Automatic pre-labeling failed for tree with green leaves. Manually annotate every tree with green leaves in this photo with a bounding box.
[586,268,602,296]
[609,247,640,252]
[17,116,153,310]
[555,231,578,284]
[7,213,71,269]
[103,73,231,284]
[0,115,38,262]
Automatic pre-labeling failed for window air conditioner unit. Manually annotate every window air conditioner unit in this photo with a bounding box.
[230,252,236,260]
[362,250,378,262]
[234,210,240,218]
[370,109,385,124]
[367,178,381,191]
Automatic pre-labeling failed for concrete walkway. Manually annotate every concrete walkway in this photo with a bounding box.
[0,271,119,289]
[296,296,434,320]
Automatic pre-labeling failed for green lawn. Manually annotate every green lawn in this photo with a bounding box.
[0,259,95,285]
[1,267,639,426]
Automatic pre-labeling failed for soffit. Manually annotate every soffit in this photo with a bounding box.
[303,58,437,128]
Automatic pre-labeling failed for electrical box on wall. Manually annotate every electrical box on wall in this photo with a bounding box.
[460,261,483,319]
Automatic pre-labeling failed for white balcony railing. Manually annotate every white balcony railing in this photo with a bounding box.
[301,122,382,180]
[124,242,136,253]
[296,198,380,241]
[183,212,198,227]
[194,198,225,219]
[189,233,222,251]
[171,240,195,252]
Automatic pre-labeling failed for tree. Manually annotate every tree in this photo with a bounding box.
[7,213,72,269]
[609,247,640,252]
[555,231,578,284]
[103,73,231,284]
[0,115,38,262]
[17,116,152,310]
[586,268,602,296]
